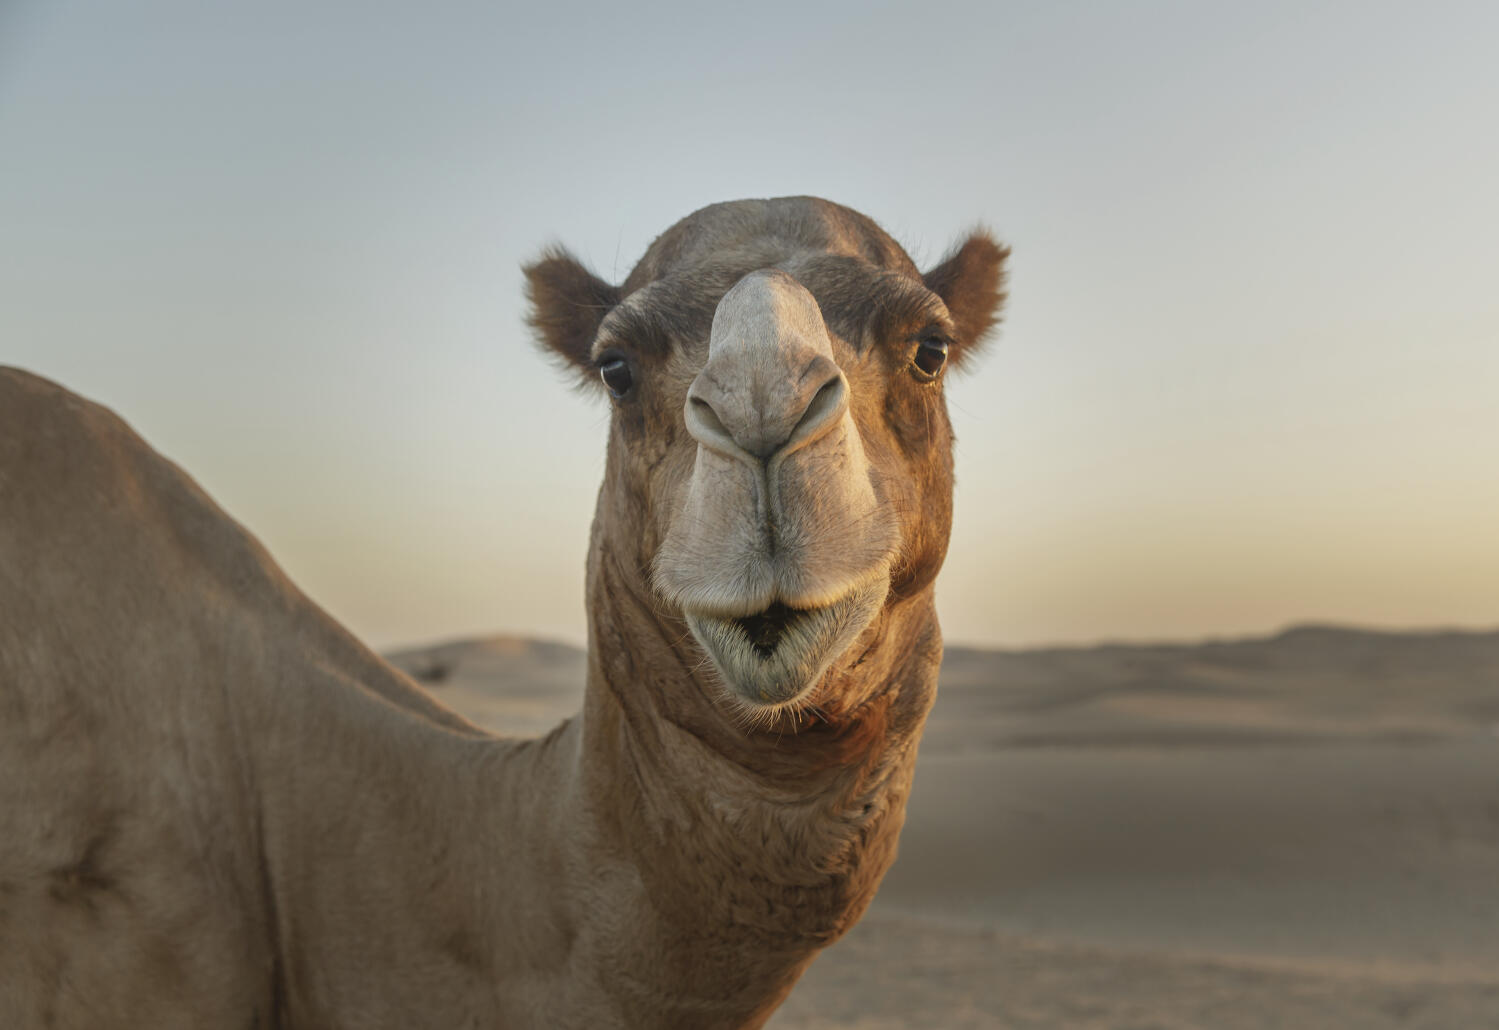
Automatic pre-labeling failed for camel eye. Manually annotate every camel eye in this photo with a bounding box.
[911,337,948,380]
[599,355,633,397]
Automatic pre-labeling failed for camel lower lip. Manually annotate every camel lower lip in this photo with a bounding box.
[683,579,888,708]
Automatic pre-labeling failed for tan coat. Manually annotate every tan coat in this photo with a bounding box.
[0,196,1006,1028]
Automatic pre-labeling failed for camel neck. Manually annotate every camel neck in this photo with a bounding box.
[558,542,941,1026]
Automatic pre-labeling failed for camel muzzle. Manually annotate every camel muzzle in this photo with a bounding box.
[682,575,888,709]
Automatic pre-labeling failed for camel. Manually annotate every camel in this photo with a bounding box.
[0,196,1007,1028]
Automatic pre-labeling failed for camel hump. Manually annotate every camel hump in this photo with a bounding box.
[0,366,303,681]
[0,365,115,461]
[0,365,170,519]
[0,365,284,598]
[0,365,149,570]
[0,366,485,734]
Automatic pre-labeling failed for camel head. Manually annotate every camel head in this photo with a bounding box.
[525,197,1006,726]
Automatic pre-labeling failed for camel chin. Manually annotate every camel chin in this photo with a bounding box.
[683,575,888,709]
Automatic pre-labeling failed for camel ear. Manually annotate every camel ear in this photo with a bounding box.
[922,231,1010,369]
[523,247,621,381]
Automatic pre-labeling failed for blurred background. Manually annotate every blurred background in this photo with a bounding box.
[4,0,1496,652]
[4,2,1498,1026]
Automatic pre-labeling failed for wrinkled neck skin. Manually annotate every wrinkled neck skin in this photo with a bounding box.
[571,494,942,1028]
[252,454,943,1030]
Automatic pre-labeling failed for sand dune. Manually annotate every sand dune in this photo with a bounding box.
[387,635,585,737]
[388,626,1499,1027]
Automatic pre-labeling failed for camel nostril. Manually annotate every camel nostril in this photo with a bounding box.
[685,393,756,458]
[686,370,848,463]
[784,373,847,454]
[689,397,728,437]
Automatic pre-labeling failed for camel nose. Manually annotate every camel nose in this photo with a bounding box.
[687,360,847,462]
[685,270,849,464]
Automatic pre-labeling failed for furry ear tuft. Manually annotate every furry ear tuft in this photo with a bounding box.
[922,231,1010,368]
[523,248,620,378]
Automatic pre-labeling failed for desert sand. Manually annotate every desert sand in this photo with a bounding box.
[387,626,1499,1028]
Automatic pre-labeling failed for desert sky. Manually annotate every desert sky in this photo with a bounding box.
[2,0,1496,649]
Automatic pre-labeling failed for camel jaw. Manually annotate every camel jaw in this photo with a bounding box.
[683,577,888,710]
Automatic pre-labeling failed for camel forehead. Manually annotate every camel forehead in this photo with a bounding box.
[622,196,920,292]
[708,270,829,357]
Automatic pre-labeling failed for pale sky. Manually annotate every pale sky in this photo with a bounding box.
[3,0,1496,649]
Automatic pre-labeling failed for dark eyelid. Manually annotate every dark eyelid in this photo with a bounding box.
[915,324,952,341]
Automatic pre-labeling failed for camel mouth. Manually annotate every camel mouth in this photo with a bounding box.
[733,602,807,659]
[683,577,888,710]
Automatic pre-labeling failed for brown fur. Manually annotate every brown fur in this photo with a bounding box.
[0,196,1005,1028]
[921,229,1011,367]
